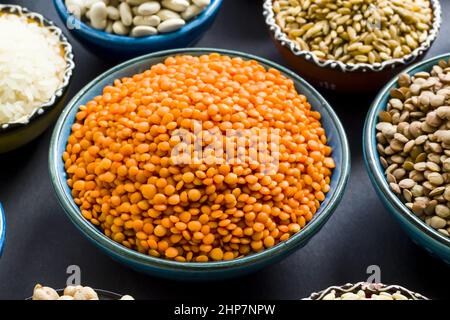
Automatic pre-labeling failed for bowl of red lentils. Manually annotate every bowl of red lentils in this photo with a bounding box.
[49,48,350,280]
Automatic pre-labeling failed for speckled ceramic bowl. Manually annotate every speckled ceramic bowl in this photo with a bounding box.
[263,0,442,93]
[0,203,5,257]
[53,0,223,60]
[0,5,75,153]
[364,53,450,264]
[49,48,350,280]
[306,282,427,300]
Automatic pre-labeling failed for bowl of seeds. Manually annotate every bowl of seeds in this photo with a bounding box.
[364,53,450,264]
[263,0,441,93]
[305,282,427,300]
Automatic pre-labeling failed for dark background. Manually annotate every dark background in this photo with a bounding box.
[0,0,449,300]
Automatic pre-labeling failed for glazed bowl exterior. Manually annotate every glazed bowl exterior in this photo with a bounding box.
[0,5,75,153]
[364,53,450,264]
[306,282,427,300]
[53,0,223,60]
[0,203,5,257]
[49,48,350,280]
[263,0,442,93]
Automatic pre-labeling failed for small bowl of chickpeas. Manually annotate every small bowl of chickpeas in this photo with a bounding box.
[49,48,350,280]
[28,284,134,300]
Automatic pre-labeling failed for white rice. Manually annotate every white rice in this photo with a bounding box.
[0,14,66,125]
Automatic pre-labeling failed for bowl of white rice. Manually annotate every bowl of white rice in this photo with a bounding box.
[0,4,74,153]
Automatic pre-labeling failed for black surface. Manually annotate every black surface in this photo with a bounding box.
[0,0,449,300]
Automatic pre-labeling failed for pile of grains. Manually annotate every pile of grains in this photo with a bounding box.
[272,0,433,64]
[65,0,211,37]
[0,14,66,125]
[321,290,410,300]
[32,284,134,300]
[376,58,450,238]
[64,53,335,262]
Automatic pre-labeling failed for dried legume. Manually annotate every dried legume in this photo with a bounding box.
[376,58,450,238]
[63,53,335,262]
[272,0,433,64]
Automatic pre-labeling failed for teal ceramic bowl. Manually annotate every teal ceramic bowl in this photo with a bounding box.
[53,0,223,60]
[49,48,350,280]
[364,53,450,264]
[0,203,5,257]
[0,5,75,153]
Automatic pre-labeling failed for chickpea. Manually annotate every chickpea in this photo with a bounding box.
[32,284,60,300]
[73,286,99,300]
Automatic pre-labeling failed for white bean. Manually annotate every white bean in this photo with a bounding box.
[133,15,161,27]
[157,17,185,33]
[105,20,114,33]
[137,1,161,16]
[126,0,149,5]
[131,25,158,37]
[162,0,190,12]
[65,0,86,19]
[89,1,108,29]
[112,20,130,35]
[182,5,203,20]
[119,2,133,26]
[157,9,181,21]
[107,5,120,20]
[193,0,210,7]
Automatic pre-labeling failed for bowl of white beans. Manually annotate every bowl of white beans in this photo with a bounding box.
[53,0,223,59]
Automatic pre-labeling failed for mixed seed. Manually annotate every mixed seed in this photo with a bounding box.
[272,0,434,64]
[65,0,211,37]
[321,289,411,300]
[376,59,450,238]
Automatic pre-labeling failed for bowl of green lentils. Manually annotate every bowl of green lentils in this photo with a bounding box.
[364,53,450,264]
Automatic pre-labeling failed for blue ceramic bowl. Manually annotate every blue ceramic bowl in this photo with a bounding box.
[53,0,223,59]
[49,48,350,280]
[364,53,450,264]
[0,203,5,257]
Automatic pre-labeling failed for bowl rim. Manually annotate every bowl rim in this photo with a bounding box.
[53,0,223,44]
[262,0,442,73]
[0,4,75,133]
[305,282,428,300]
[49,47,350,271]
[0,203,5,256]
[363,52,450,248]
